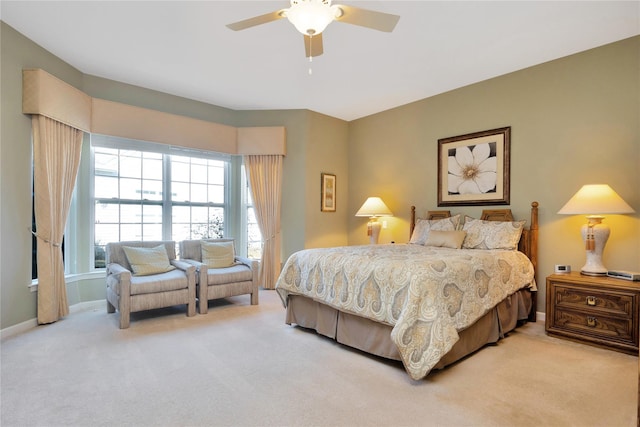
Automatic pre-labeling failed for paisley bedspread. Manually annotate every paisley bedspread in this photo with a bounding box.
[275,244,535,380]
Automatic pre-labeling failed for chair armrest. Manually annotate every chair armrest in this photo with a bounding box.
[179,259,206,285]
[106,263,132,298]
[180,258,204,271]
[171,259,196,275]
[236,257,260,294]
[235,256,255,268]
[171,260,197,302]
[107,262,131,277]
[172,260,197,294]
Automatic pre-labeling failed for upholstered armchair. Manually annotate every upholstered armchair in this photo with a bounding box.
[105,241,196,329]
[179,238,259,314]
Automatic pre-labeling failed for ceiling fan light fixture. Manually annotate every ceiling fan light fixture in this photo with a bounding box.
[286,0,335,36]
[226,1,399,59]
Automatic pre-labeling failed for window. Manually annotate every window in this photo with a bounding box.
[31,183,37,279]
[31,157,71,280]
[92,136,231,268]
[242,166,262,259]
[170,155,226,243]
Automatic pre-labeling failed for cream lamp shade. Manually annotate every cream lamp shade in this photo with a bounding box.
[558,184,635,276]
[355,197,393,245]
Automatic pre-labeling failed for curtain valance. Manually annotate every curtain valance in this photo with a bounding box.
[22,69,286,155]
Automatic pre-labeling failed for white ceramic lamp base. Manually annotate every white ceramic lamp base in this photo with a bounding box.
[580,217,610,276]
[368,218,382,244]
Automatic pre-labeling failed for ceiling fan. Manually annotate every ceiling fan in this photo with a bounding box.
[226,0,400,58]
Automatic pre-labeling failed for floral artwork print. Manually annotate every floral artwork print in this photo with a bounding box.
[447,142,497,195]
[437,127,510,206]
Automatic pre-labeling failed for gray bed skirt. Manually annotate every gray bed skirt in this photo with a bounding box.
[285,289,533,370]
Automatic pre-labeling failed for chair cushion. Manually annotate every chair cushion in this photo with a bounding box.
[206,264,253,285]
[202,240,235,268]
[122,244,176,276]
[130,269,189,295]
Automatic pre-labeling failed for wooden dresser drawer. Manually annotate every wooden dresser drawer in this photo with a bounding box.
[553,285,634,318]
[553,308,634,343]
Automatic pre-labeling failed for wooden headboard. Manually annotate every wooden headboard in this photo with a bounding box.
[410,201,539,321]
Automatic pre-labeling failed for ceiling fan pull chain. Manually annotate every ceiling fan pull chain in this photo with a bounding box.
[308,35,313,75]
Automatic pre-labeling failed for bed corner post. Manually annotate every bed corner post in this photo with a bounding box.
[410,206,416,239]
[529,201,539,323]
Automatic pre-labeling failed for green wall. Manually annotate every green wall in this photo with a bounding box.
[305,112,350,249]
[348,36,640,312]
[1,23,84,329]
[2,20,638,329]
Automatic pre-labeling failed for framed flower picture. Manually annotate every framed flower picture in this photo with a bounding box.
[321,173,336,212]
[437,127,510,207]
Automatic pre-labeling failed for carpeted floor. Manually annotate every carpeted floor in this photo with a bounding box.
[1,289,637,427]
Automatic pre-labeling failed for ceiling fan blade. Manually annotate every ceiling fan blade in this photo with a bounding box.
[226,10,286,31]
[334,5,400,32]
[304,34,324,58]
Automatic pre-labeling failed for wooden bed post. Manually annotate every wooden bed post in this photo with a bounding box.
[410,206,416,239]
[528,201,539,322]
[529,201,539,279]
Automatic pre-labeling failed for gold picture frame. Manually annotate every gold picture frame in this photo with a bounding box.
[437,127,511,207]
[321,173,336,212]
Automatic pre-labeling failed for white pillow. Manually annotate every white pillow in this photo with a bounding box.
[425,230,467,249]
[201,240,235,268]
[122,244,176,276]
[461,216,525,250]
[409,214,461,245]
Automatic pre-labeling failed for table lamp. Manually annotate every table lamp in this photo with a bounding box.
[558,184,635,276]
[355,197,393,244]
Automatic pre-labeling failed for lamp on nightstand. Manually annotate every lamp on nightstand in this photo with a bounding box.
[558,184,635,276]
[355,197,393,244]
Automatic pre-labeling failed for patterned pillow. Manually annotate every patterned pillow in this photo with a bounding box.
[424,230,467,249]
[409,214,461,245]
[201,240,235,269]
[122,244,176,276]
[461,216,525,250]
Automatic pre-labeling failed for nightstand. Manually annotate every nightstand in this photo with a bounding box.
[546,272,640,355]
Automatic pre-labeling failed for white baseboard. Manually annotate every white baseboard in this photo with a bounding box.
[536,311,546,323]
[1,300,106,341]
[0,318,38,341]
[69,299,105,313]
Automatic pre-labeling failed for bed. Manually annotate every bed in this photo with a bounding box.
[275,202,539,380]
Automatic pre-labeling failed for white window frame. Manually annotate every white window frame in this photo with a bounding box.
[90,134,234,270]
[241,163,262,260]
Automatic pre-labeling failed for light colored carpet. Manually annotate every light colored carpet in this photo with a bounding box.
[1,289,637,427]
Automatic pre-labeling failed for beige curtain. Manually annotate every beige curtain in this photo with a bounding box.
[244,155,283,290]
[32,115,84,324]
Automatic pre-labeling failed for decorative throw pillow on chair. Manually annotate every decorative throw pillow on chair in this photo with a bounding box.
[122,244,176,276]
[201,241,235,268]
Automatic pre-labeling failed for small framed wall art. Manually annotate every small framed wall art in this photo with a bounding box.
[321,173,336,212]
[437,127,511,207]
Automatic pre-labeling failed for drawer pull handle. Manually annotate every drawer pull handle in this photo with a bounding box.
[587,317,597,327]
[586,296,597,306]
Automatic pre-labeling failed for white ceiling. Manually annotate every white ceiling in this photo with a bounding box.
[2,1,639,121]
